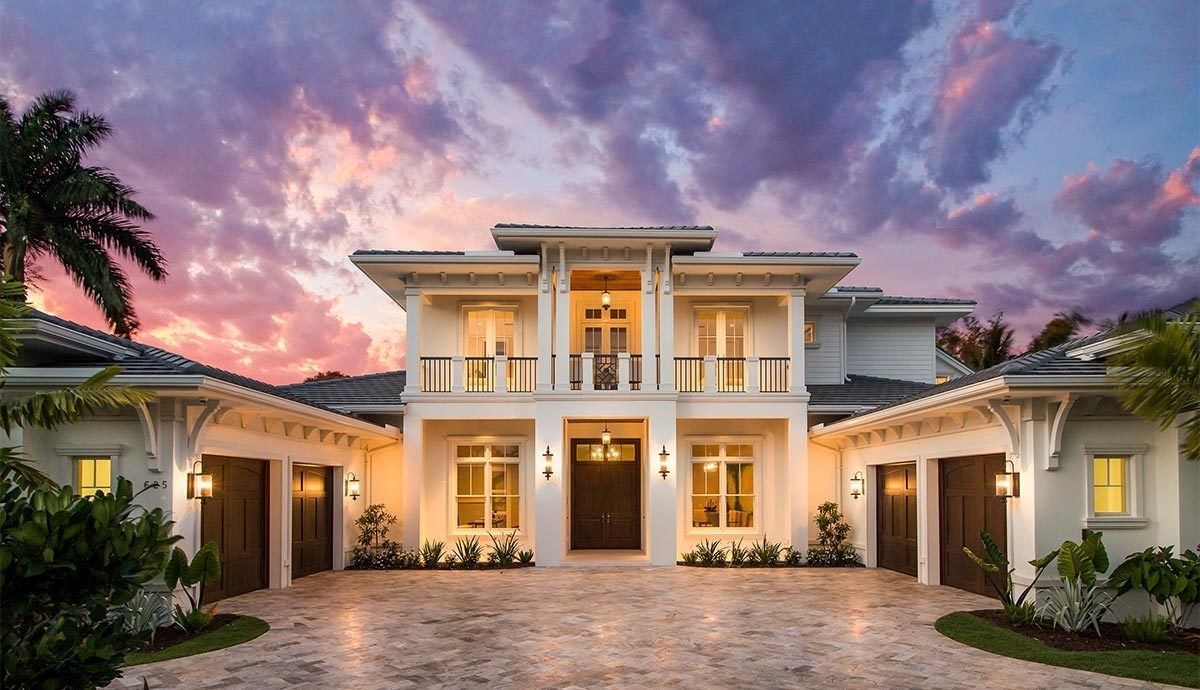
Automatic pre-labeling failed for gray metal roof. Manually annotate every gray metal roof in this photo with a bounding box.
[875,296,977,306]
[280,371,406,408]
[809,375,934,408]
[18,310,382,426]
[743,251,859,258]
[829,285,884,293]
[351,249,467,256]
[494,223,714,231]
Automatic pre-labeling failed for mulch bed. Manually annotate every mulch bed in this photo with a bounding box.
[348,563,535,571]
[676,562,865,568]
[135,613,240,655]
[969,610,1199,655]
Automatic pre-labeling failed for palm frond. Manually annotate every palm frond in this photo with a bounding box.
[0,365,154,433]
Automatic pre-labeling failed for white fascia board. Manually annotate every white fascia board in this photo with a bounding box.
[936,349,974,375]
[674,255,860,268]
[491,227,717,245]
[10,320,139,359]
[860,304,975,315]
[1065,332,1145,360]
[809,374,1110,436]
[328,404,406,414]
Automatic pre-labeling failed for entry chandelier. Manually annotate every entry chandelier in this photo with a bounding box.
[601,276,612,311]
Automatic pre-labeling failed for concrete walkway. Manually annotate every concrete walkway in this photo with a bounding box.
[116,567,1167,688]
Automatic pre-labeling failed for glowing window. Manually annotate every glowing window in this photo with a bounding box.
[1092,456,1128,515]
[76,457,112,496]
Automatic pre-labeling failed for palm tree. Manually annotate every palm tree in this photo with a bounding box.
[1027,309,1092,352]
[937,312,1016,370]
[0,90,165,337]
[1110,301,1200,461]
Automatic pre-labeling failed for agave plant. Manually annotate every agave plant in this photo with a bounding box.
[516,549,535,565]
[487,530,522,566]
[728,539,748,567]
[1041,578,1112,635]
[694,539,727,566]
[419,539,445,569]
[452,536,483,568]
[747,538,783,566]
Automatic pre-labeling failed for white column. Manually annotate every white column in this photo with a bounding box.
[747,356,760,394]
[648,411,678,565]
[618,352,631,391]
[703,355,717,393]
[788,288,806,393]
[495,355,508,394]
[659,251,675,392]
[401,415,423,548]
[534,412,565,565]
[404,288,421,394]
[451,356,464,393]
[554,258,572,391]
[640,245,656,390]
[582,352,595,392]
[537,244,553,391]
[916,455,938,585]
[787,412,810,551]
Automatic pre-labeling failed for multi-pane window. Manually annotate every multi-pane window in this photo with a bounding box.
[464,308,516,356]
[575,442,637,463]
[689,441,757,529]
[76,457,111,496]
[455,443,521,530]
[696,309,746,357]
[1092,456,1129,515]
[804,321,817,344]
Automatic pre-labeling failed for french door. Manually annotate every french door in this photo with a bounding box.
[696,308,747,389]
[464,308,515,390]
[581,305,630,390]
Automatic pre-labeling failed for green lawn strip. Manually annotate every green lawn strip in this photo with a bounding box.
[123,616,270,667]
[935,612,1198,689]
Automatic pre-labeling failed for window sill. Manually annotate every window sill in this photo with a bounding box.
[450,528,527,539]
[1082,516,1148,530]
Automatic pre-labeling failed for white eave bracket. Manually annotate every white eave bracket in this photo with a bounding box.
[987,399,1020,460]
[1046,394,1079,471]
[187,399,221,459]
[134,402,159,471]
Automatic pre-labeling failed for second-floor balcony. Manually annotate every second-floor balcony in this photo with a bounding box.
[417,354,792,394]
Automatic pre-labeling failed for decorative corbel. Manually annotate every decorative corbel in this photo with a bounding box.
[186,399,221,458]
[987,399,1021,459]
[1046,394,1079,470]
[134,402,159,471]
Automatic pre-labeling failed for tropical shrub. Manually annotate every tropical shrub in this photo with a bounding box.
[419,539,445,568]
[1108,546,1199,629]
[728,538,748,567]
[963,530,1059,625]
[747,537,783,566]
[452,536,483,568]
[109,588,171,644]
[805,501,861,566]
[488,531,522,565]
[694,539,727,566]
[1054,529,1110,587]
[164,541,222,633]
[350,504,402,569]
[1122,613,1170,643]
[783,546,803,567]
[517,549,535,565]
[0,477,179,689]
[1041,578,1112,635]
[681,550,698,565]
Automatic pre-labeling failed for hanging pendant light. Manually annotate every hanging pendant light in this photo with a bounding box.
[601,276,612,311]
[601,420,612,446]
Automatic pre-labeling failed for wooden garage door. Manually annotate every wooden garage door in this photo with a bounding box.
[200,455,268,603]
[940,455,1007,598]
[291,465,333,579]
[877,463,918,577]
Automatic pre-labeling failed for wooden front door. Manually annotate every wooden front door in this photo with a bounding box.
[940,454,1008,597]
[571,439,641,549]
[291,465,333,579]
[877,463,918,577]
[200,455,267,603]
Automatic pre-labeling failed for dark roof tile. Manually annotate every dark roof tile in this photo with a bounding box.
[280,371,406,408]
[809,375,934,407]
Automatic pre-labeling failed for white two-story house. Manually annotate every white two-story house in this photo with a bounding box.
[347,224,974,567]
[13,222,1194,606]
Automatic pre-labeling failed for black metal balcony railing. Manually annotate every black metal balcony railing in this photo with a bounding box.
[507,357,537,393]
[420,357,452,393]
[675,357,704,393]
[716,357,746,393]
[760,357,790,393]
[463,356,495,393]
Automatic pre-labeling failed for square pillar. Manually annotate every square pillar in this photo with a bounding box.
[554,272,572,391]
[534,413,566,566]
[401,415,423,548]
[640,248,656,389]
[787,413,810,551]
[788,288,806,393]
[648,412,678,565]
[659,257,675,392]
[618,352,631,391]
[537,246,554,391]
[404,288,421,394]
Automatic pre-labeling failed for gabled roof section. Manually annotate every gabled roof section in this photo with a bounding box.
[808,375,934,409]
[280,371,406,410]
[490,222,718,253]
[936,347,974,376]
[11,309,384,427]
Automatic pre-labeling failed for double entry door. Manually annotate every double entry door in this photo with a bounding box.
[571,439,641,549]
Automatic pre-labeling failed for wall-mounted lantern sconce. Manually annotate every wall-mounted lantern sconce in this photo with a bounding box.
[601,276,612,311]
[995,459,1020,499]
[187,460,213,500]
[345,472,362,501]
[849,471,865,500]
[601,420,612,446]
[658,445,671,479]
[542,446,555,480]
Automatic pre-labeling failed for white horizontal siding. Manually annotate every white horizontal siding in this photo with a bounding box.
[845,318,936,383]
[805,309,843,384]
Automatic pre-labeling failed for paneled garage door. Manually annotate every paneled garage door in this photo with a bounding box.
[291,465,333,579]
[940,455,1007,598]
[877,463,918,577]
[200,455,268,603]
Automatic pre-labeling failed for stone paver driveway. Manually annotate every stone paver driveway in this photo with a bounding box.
[117,567,1165,689]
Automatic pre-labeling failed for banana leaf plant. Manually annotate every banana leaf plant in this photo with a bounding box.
[163,541,221,633]
[963,531,1059,622]
[1055,529,1109,587]
[1108,546,1199,629]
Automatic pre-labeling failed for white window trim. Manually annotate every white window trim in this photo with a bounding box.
[692,304,753,358]
[684,435,763,537]
[55,444,124,495]
[804,319,820,348]
[1082,443,1148,529]
[446,436,528,536]
[459,303,522,357]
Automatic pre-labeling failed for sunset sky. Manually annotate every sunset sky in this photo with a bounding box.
[2,0,1197,383]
